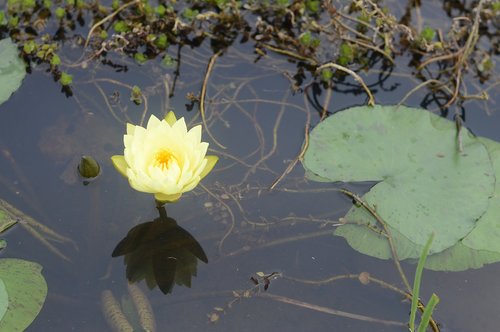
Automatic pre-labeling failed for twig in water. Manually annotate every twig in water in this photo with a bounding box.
[316,63,375,106]
[269,92,311,190]
[257,292,407,327]
[200,183,235,255]
[396,79,452,109]
[200,50,226,149]
[84,0,140,48]
[339,188,411,292]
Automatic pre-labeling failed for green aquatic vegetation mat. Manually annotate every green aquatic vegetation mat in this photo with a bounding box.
[0,259,47,331]
[0,38,26,107]
[303,105,500,271]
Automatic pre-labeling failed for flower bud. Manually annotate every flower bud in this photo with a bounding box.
[78,155,101,184]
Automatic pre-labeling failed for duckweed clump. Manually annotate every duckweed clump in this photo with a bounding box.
[0,0,496,106]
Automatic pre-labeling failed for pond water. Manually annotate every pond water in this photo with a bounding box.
[0,1,499,331]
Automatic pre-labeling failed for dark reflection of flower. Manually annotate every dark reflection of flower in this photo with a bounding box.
[112,206,208,294]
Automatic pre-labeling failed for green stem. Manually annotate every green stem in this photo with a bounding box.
[156,200,168,219]
[409,233,434,331]
[339,188,411,292]
[417,294,440,332]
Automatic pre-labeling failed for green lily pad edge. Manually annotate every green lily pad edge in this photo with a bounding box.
[302,105,500,271]
[0,38,26,107]
[0,258,48,331]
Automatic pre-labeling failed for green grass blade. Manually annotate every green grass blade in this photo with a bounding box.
[409,232,434,331]
[417,293,440,332]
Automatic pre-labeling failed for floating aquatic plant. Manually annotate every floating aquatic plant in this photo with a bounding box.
[0,38,25,107]
[0,259,47,331]
[303,105,500,271]
[111,111,218,204]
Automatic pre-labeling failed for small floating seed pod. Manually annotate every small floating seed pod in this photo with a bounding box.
[128,283,156,332]
[78,155,101,185]
[101,290,134,332]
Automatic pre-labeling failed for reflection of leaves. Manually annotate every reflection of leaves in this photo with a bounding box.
[112,207,208,294]
[101,284,156,332]
[127,284,156,331]
[101,290,133,332]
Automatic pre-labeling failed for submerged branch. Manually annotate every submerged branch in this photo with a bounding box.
[397,79,453,108]
[84,0,140,48]
[200,50,226,149]
[259,44,319,66]
[339,189,411,292]
[316,63,375,106]
[283,273,409,298]
[257,292,407,327]
[269,92,311,190]
[200,183,235,256]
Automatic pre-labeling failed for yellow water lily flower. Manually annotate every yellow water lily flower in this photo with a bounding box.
[111,112,218,203]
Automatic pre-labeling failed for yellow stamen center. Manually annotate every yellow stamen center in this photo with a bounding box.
[154,149,176,170]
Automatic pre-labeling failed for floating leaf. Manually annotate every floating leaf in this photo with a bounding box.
[417,137,500,271]
[420,26,436,43]
[336,205,423,260]
[0,279,8,322]
[0,259,47,331]
[303,105,495,259]
[462,137,500,253]
[0,38,26,107]
[422,242,500,271]
[59,72,72,86]
[0,209,17,234]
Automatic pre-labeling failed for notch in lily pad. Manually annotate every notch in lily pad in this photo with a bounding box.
[77,155,101,185]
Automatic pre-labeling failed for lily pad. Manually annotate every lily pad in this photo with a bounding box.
[0,259,47,331]
[303,105,495,259]
[0,279,8,322]
[404,137,500,271]
[462,137,500,253]
[0,209,17,234]
[417,137,500,271]
[0,38,26,107]
[422,242,500,271]
[336,202,424,261]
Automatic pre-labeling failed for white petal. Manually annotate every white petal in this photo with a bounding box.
[172,117,188,135]
[178,154,192,186]
[186,125,202,144]
[117,114,214,199]
[182,176,200,192]
[146,114,162,130]
[126,123,137,135]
